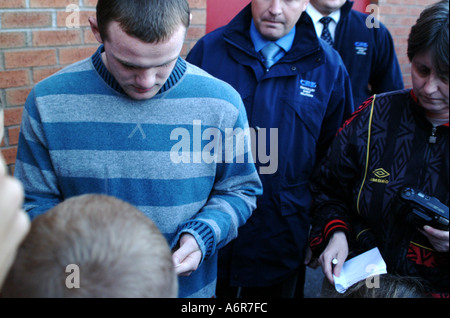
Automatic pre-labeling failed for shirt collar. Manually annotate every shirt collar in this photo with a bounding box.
[306,3,341,24]
[250,19,296,53]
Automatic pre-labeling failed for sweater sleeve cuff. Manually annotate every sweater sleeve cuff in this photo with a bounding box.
[323,219,349,242]
[177,220,216,263]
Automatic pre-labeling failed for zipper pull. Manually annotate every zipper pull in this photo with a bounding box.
[429,127,437,144]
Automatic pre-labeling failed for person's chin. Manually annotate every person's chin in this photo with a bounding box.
[260,25,284,41]
[126,87,158,100]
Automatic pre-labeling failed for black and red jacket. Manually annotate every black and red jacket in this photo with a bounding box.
[309,89,449,297]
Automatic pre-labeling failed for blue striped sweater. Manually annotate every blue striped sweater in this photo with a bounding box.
[15,46,262,298]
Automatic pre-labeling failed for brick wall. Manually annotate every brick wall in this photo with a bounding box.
[0,0,437,173]
[376,0,436,88]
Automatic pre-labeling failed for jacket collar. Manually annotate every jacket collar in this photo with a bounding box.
[340,1,354,21]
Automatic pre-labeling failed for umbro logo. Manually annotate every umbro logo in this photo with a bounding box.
[370,168,390,184]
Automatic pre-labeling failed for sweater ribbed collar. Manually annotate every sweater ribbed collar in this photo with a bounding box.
[91,45,187,96]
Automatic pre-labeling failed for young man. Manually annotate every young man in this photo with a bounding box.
[306,0,404,107]
[187,0,354,297]
[14,0,262,298]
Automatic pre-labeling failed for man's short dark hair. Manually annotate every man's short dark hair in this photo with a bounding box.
[407,0,449,81]
[96,0,190,43]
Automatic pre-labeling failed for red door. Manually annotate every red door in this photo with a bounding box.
[352,0,371,13]
[206,0,250,33]
[205,0,372,34]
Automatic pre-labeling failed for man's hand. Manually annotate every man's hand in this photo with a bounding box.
[172,233,202,276]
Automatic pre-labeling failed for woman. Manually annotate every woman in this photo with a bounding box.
[308,0,448,298]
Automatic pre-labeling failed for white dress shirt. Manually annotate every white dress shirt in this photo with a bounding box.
[306,3,341,42]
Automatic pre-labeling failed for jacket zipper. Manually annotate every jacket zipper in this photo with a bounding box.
[422,126,437,186]
[429,126,437,144]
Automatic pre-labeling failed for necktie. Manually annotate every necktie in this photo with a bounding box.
[320,16,334,46]
[260,42,281,69]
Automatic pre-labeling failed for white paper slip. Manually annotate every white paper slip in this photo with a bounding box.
[333,247,387,293]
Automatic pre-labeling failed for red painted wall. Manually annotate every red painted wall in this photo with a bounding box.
[206,0,251,33]
[352,0,371,13]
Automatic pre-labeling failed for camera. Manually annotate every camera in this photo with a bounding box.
[399,187,449,231]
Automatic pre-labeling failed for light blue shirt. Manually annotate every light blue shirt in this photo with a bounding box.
[250,19,296,65]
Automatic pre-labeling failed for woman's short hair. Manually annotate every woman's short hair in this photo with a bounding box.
[407,0,449,81]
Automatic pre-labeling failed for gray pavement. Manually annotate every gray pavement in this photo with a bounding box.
[303,266,324,298]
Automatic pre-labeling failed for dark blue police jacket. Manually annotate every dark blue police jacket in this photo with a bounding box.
[187,4,355,287]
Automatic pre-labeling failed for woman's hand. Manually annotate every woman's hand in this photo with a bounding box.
[319,231,349,284]
[419,225,449,253]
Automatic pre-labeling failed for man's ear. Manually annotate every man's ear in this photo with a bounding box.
[88,16,103,44]
[302,0,310,12]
